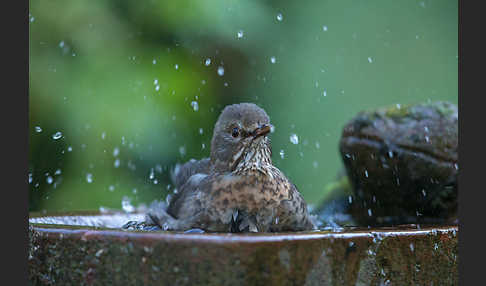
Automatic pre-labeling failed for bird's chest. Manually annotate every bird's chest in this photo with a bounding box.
[208,171,290,212]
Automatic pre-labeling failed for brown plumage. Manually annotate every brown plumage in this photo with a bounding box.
[146,103,316,232]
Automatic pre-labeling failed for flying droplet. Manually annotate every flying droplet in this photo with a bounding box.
[276,13,283,21]
[217,66,225,76]
[322,25,328,31]
[86,173,93,183]
[237,30,244,39]
[367,57,373,63]
[52,132,62,140]
[46,176,53,184]
[35,126,42,133]
[279,149,285,159]
[205,58,211,66]
[174,64,179,70]
[113,147,120,157]
[149,168,155,180]
[270,56,276,64]
[289,134,299,144]
[191,101,199,111]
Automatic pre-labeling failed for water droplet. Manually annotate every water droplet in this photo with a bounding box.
[52,132,63,140]
[86,173,93,183]
[396,103,401,109]
[113,147,120,157]
[425,136,430,143]
[46,176,53,184]
[312,161,318,168]
[279,150,285,159]
[217,66,224,76]
[54,169,61,175]
[67,146,73,152]
[409,243,414,252]
[35,126,42,133]
[174,64,179,70]
[237,30,244,39]
[454,163,458,170]
[114,159,120,168]
[270,56,276,64]
[59,41,65,48]
[289,134,299,144]
[101,132,106,140]
[322,25,328,31]
[108,185,115,192]
[179,146,186,156]
[276,13,283,22]
[422,189,426,197]
[367,57,373,63]
[199,128,204,135]
[155,85,160,91]
[28,173,33,184]
[152,59,157,64]
[154,79,158,85]
[121,196,135,213]
[322,90,327,97]
[191,101,199,111]
[348,196,353,204]
[205,58,211,66]
[149,168,155,180]
[364,170,369,178]
[367,209,372,216]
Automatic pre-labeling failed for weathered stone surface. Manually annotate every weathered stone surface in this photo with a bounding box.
[339,101,458,226]
[29,212,458,285]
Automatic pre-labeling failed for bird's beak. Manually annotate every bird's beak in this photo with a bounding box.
[252,124,272,138]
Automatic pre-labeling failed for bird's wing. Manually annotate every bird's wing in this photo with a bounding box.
[276,182,317,231]
[167,172,209,219]
[171,157,211,190]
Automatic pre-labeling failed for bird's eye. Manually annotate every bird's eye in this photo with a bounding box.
[231,127,240,138]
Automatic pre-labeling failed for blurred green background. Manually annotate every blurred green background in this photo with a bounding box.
[29,0,457,212]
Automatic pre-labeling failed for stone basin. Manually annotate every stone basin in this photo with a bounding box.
[29,211,458,285]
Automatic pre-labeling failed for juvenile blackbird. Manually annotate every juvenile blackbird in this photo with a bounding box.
[145,103,316,232]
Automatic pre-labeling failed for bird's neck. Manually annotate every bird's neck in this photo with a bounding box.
[233,145,273,175]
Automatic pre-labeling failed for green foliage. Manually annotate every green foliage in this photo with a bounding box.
[29,0,458,211]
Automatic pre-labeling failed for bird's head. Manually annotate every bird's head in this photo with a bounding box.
[210,103,273,172]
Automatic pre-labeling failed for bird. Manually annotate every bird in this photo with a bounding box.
[143,103,316,233]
